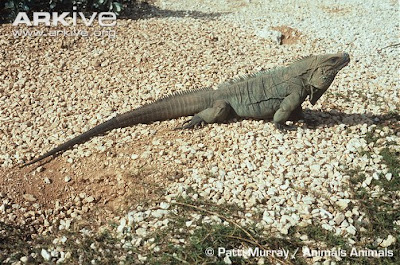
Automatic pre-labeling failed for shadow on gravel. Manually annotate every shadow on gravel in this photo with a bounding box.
[0,1,225,24]
[302,109,400,131]
[120,1,226,21]
[226,110,399,131]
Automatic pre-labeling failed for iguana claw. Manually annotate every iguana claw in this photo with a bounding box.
[175,116,205,130]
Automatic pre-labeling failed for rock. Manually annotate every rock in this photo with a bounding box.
[302,196,315,205]
[310,164,321,174]
[262,211,274,224]
[41,249,51,261]
[133,212,144,223]
[255,28,282,45]
[117,218,126,234]
[380,235,396,247]
[224,255,232,264]
[345,210,352,218]
[85,196,95,203]
[336,199,350,210]
[151,209,168,218]
[51,249,59,257]
[346,225,356,235]
[363,176,372,186]
[346,138,365,152]
[334,213,345,225]
[215,181,224,190]
[322,223,333,231]
[300,235,308,241]
[280,225,290,235]
[22,194,36,202]
[385,173,392,181]
[44,177,51,184]
[138,254,147,262]
[64,219,71,230]
[160,202,170,209]
[136,227,147,237]
[280,184,289,190]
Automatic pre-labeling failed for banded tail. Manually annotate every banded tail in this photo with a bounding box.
[22,88,214,167]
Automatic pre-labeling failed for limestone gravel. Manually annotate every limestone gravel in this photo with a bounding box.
[0,0,399,264]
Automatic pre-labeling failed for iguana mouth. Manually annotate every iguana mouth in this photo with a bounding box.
[338,52,350,69]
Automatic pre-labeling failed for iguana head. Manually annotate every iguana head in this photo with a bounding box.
[300,52,350,105]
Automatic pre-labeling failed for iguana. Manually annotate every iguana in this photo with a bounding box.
[22,52,350,167]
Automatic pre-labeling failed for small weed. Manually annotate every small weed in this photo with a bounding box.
[337,128,400,264]
[365,130,380,144]
[333,92,351,102]
[345,167,365,186]
[145,197,307,265]
[380,147,400,178]
[293,225,349,249]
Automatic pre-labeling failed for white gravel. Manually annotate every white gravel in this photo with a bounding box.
[0,0,399,263]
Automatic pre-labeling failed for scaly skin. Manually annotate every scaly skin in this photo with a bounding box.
[22,52,350,167]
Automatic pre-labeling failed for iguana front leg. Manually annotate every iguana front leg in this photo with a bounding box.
[273,92,303,130]
[177,100,232,129]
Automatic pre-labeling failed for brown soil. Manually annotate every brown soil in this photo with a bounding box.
[270,26,303,45]
[0,128,181,227]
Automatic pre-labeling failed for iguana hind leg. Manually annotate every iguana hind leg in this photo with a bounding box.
[177,100,231,129]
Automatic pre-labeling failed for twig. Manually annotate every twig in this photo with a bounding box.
[172,201,294,265]
[172,202,259,246]
[225,234,263,246]
[378,43,400,51]
[167,253,190,264]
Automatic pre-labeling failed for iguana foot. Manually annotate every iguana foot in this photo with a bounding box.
[274,122,296,131]
[175,116,206,130]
